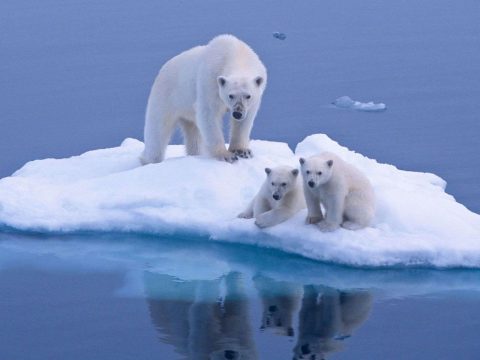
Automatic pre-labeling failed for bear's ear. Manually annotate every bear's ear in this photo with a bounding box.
[327,159,333,167]
[291,169,299,177]
[255,76,264,87]
[265,167,272,175]
[299,158,305,165]
[217,76,227,87]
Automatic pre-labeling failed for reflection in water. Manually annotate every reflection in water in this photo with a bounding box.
[254,275,302,337]
[293,286,372,360]
[145,271,257,360]
[145,271,371,360]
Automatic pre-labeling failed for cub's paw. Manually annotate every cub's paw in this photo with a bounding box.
[306,216,322,225]
[254,215,271,229]
[318,220,340,232]
[231,149,253,159]
[215,150,238,163]
[237,211,253,219]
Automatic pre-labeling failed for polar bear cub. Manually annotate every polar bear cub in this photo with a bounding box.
[238,166,305,228]
[300,152,375,232]
[141,34,267,165]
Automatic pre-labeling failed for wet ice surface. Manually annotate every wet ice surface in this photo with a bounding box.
[332,96,387,112]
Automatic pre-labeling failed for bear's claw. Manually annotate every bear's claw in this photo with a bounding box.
[232,149,253,159]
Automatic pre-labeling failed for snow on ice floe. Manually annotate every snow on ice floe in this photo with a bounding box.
[333,96,386,112]
[1,134,480,268]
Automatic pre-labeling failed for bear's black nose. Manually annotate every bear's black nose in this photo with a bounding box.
[273,194,280,200]
[232,111,243,119]
[224,350,237,359]
[269,305,278,312]
[308,181,315,188]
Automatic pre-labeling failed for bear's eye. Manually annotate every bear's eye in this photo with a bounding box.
[229,94,234,99]
[317,171,322,175]
[306,170,310,175]
[281,182,287,186]
[271,182,275,186]
[245,94,251,99]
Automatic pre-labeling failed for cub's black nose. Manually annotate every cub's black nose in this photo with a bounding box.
[308,181,315,188]
[273,194,280,200]
[232,111,243,119]
[269,305,278,312]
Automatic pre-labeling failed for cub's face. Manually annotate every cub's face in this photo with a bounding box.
[299,157,334,189]
[217,75,264,121]
[264,166,299,201]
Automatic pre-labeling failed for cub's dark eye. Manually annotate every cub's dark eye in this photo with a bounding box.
[271,182,275,186]
[306,170,310,175]
[281,183,287,186]
[317,171,322,175]
[245,95,251,99]
[229,94,234,99]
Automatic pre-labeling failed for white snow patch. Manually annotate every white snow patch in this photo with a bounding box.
[333,96,386,112]
[1,134,479,268]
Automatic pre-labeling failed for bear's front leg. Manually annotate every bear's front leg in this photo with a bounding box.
[228,105,257,159]
[197,104,238,163]
[255,208,292,228]
[304,189,323,224]
[319,195,343,232]
[238,199,254,219]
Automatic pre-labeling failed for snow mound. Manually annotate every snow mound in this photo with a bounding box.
[1,134,479,268]
[333,96,386,112]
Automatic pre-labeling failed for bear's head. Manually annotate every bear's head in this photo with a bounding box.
[299,155,334,189]
[264,166,299,201]
[217,75,265,121]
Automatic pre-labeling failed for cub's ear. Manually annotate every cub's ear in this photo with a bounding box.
[327,160,333,167]
[265,167,272,175]
[217,76,227,87]
[291,169,299,177]
[299,158,305,165]
[255,76,264,87]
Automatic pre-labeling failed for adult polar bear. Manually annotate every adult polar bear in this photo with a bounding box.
[141,34,267,164]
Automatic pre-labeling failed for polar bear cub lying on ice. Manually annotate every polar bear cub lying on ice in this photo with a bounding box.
[300,152,375,232]
[238,166,305,228]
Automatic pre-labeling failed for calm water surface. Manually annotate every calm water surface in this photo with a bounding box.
[1,234,480,360]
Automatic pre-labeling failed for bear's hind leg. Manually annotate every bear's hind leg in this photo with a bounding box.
[180,119,201,156]
[141,111,176,164]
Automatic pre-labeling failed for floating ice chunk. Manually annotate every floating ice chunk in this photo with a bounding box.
[333,96,386,112]
[1,134,480,268]
[273,32,287,40]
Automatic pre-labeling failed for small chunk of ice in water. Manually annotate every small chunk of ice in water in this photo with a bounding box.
[333,96,386,112]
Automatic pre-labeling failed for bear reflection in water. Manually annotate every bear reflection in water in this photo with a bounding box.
[293,285,372,360]
[145,272,371,360]
[145,271,257,360]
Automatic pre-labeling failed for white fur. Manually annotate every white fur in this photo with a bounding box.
[238,166,305,228]
[141,34,267,164]
[300,152,375,232]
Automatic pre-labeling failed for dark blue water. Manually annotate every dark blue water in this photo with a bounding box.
[1,0,480,359]
[1,233,480,360]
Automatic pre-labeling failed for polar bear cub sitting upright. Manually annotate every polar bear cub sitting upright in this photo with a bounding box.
[300,152,375,232]
[141,34,267,164]
[238,166,305,228]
